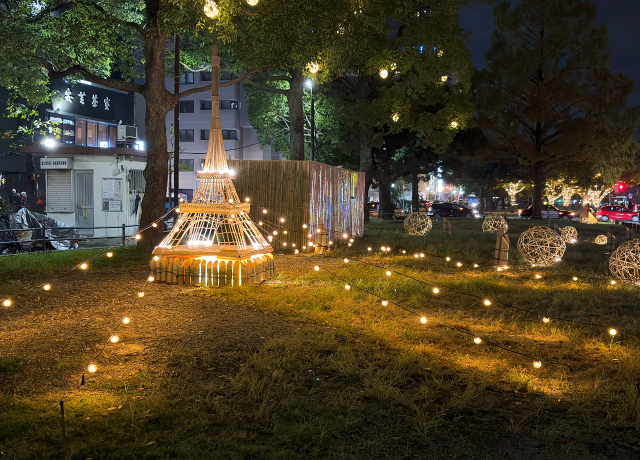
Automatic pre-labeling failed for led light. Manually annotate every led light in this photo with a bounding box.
[445,257,450,262]
[349,238,354,243]
[348,243,352,247]
[420,253,425,258]
[609,328,617,336]
[345,284,351,290]
[284,230,288,234]
[308,233,313,238]
[441,75,448,82]
[295,249,300,254]
[456,262,462,267]
[473,264,479,268]
[138,292,144,298]
[110,335,119,343]
[415,254,419,258]
[134,234,141,240]
[153,256,160,261]
[273,231,278,235]
[343,233,348,239]
[474,337,482,344]
[314,266,320,271]
[533,361,542,369]
[263,209,267,214]
[88,364,97,373]
[535,274,542,279]
[432,288,440,294]
[343,258,349,263]
[329,241,333,245]
[542,317,550,324]
[282,242,287,246]
[292,243,296,247]
[176,208,180,213]
[43,284,51,291]
[259,221,263,226]
[368,247,372,251]
[3,299,12,307]
[386,270,392,276]
[555,257,561,262]
[379,68,389,78]
[106,252,113,258]
[245,197,250,202]
[316,228,321,233]
[450,121,459,129]
[122,317,130,324]
[80,263,88,270]
[148,276,155,282]
[303,246,306,250]
[610,280,616,285]
[280,218,285,223]
[420,316,427,324]
[152,223,158,228]
[303,224,308,229]
[381,300,388,306]
[572,276,578,281]
[497,267,503,272]
[483,299,491,306]
[402,250,406,254]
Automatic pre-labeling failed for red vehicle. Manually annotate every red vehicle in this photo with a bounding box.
[596,205,639,222]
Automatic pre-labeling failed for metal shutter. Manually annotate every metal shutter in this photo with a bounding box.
[46,170,73,212]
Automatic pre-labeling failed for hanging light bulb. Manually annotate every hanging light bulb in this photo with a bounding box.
[153,256,160,261]
[273,231,278,236]
[303,224,308,229]
[258,221,263,226]
[483,299,491,306]
[80,263,88,270]
[474,337,482,344]
[535,274,542,279]
[328,241,333,245]
[138,292,144,298]
[385,270,392,276]
[610,280,616,285]
[106,252,113,258]
[284,230,288,234]
[456,262,462,267]
[2,299,12,307]
[381,300,388,306]
[432,287,439,294]
[203,0,220,18]
[609,328,617,336]
[349,238,354,243]
[445,257,450,262]
[245,197,250,202]
[280,217,285,223]
[295,249,300,254]
[345,284,351,290]
[122,317,130,324]
[148,276,155,282]
[420,253,424,258]
[414,253,419,258]
[533,361,542,369]
[367,247,372,251]
[572,276,578,281]
[343,258,349,263]
[134,234,141,240]
[343,233,348,239]
[282,242,287,247]
[152,222,158,228]
[88,363,97,373]
[262,209,267,214]
[110,335,119,343]
[542,317,550,323]
[379,68,389,79]
[420,316,427,324]
[473,264,479,268]
[314,266,320,271]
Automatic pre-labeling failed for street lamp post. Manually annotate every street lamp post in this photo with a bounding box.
[306,79,315,161]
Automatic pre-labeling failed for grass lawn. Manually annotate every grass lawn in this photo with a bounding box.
[0,217,638,459]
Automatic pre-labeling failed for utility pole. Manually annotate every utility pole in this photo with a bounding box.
[173,35,180,209]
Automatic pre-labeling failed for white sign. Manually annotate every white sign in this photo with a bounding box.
[108,200,122,211]
[40,158,73,169]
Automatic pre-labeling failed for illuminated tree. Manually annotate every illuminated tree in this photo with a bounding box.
[499,180,527,208]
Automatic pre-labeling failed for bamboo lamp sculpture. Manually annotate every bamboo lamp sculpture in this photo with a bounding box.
[609,239,640,284]
[517,226,566,267]
[560,226,578,244]
[404,212,432,235]
[151,45,274,286]
[595,234,607,245]
[482,214,508,233]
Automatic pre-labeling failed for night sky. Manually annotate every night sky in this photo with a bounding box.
[459,0,640,108]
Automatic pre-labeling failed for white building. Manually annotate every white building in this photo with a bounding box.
[135,70,283,201]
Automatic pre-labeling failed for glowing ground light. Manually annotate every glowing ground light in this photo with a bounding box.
[88,364,97,373]
[573,276,578,281]
[245,197,250,202]
[259,221,263,225]
[148,276,155,282]
[432,287,440,294]
[445,257,451,262]
[80,263,88,270]
[474,337,482,344]
[295,249,300,254]
[345,284,351,290]
[344,258,349,263]
[368,247,372,251]
[542,317,550,323]
[263,209,267,214]
[420,317,427,324]
[420,253,425,258]
[349,238,354,243]
[497,267,503,272]
[314,266,320,271]
[381,300,388,306]
[303,224,307,228]
[343,233,348,239]
[483,299,492,306]
[153,256,160,261]
[533,361,542,369]
[280,218,285,223]
[3,299,12,307]
[110,335,119,343]
[43,284,51,291]
[415,254,419,258]
[474,264,479,268]
[402,250,406,254]
[106,252,113,258]
[122,317,130,324]
[610,280,616,285]
[456,262,462,267]
[135,234,141,240]
[535,274,542,279]
[283,242,287,247]
[609,328,617,336]
[386,270,392,276]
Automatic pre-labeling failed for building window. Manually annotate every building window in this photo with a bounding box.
[75,119,86,146]
[200,72,212,81]
[128,169,145,193]
[220,100,239,110]
[179,100,194,113]
[180,72,194,84]
[222,130,238,140]
[200,129,209,141]
[179,129,194,142]
[87,122,98,147]
[178,159,194,171]
[200,100,212,110]
[219,70,237,81]
[200,160,206,170]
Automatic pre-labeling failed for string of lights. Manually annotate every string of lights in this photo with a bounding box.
[245,207,633,341]
[249,215,571,371]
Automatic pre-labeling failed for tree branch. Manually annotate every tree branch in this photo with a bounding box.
[85,1,145,35]
[220,65,274,87]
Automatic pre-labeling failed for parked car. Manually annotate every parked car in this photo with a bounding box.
[466,195,479,208]
[367,202,379,219]
[596,205,639,222]
[427,202,476,217]
[518,204,575,219]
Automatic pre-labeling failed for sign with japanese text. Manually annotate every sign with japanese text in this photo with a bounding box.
[40,158,73,169]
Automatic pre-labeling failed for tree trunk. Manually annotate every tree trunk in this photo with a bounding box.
[359,127,375,222]
[377,153,393,219]
[288,69,305,160]
[481,188,494,212]
[139,35,174,247]
[411,169,419,210]
[532,164,544,219]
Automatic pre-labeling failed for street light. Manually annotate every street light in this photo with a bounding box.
[306,79,315,161]
[43,138,56,148]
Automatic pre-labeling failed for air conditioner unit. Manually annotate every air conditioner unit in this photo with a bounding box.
[117,125,138,141]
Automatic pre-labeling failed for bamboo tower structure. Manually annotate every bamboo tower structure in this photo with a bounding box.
[151,45,274,286]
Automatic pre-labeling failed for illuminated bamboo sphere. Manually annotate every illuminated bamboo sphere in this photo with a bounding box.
[517,226,566,267]
[404,212,432,235]
[482,214,508,233]
[560,226,578,244]
[595,234,607,245]
[204,0,219,17]
[609,239,640,285]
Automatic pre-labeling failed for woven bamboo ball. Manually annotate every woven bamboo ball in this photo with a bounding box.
[609,239,640,285]
[517,226,566,266]
[482,214,508,233]
[560,226,578,244]
[594,235,607,245]
[404,212,432,235]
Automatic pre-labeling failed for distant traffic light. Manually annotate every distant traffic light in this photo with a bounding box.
[616,183,626,192]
